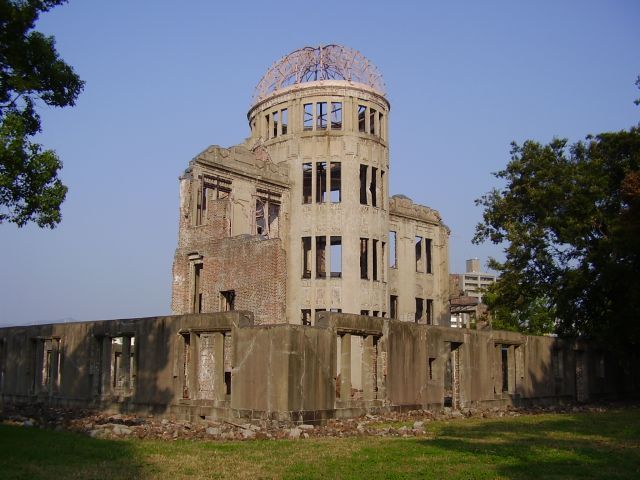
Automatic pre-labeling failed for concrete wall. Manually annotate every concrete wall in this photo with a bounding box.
[1,313,635,424]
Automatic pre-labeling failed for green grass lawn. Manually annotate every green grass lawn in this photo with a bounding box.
[1,408,639,479]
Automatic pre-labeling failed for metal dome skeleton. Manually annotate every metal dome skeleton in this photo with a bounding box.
[252,45,386,105]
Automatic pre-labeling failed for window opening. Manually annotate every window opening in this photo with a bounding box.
[330,308,342,313]
[281,108,288,135]
[330,236,342,278]
[330,162,341,202]
[428,358,435,380]
[301,309,312,326]
[358,105,366,132]
[303,103,313,130]
[302,237,312,279]
[316,162,327,203]
[192,263,203,313]
[331,102,342,129]
[272,111,278,138]
[379,112,384,138]
[415,236,423,272]
[372,239,379,281]
[381,241,386,281]
[316,236,327,279]
[426,299,433,325]
[369,108,376,134]
[373,311,379,317]
[360,238,369,279]
[501,347,509,392]
[316,102,327,130]
[390,295,398,319]
[359,165,368,205]
[426,238,432,274]
[264,114,270,138]
[182,334,190,399]
[415,298,424,322]
[389,231,397,268]
[220,290,235,311]
[255,191,280,238]
[360,310,370,316]
[380,170,385,208]
[302,163,312,204]
[196,176,231,226]
[370,167,377,207]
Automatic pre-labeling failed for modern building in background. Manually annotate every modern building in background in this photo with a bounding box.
[449,258,497,328]
[171,45,450,327]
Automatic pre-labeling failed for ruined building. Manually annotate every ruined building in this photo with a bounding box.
[0,46,636,424]
[170,45,450,327]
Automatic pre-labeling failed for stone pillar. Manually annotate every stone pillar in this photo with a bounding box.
[340,333,351,399]
[362,335,376,400]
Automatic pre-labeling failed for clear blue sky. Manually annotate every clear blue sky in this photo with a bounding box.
[1,0,638,326]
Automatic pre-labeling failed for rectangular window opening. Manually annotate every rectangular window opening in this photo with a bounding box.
[372,239,379,281]
[330,162,341,202]
[360,238,369,279]
[302,163,312,204]
[426,238,433,274]
[316,236,327,279]
[330,236,342,278]
[369,108,377,134]
[254,192,281,238]
[380,170,385,208]
[501,347,509,392]
[359,165,368,205]
[272,111,278,138]
[192,263,203,313]
[415,298,424,323]
[264,114,270,138]
[220,290,235,311]
[415,236,423,272]
[360,310,370,316]
[302,237,311,279]
[426,299,433,325]
[370,167,377,207]
[390,295,398,320]
[389,231,397,268]
[281,108,288,135]
[316,162,327,203]
[330,102,342,129]
[301,309,312,326]
[358,105,366,132]
[316,102,327,130]
[428,358,435,381]
[303,103,313,130]
[379,112,384,138]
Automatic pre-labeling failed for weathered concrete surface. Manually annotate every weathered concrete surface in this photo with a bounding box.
[1,313,637,424]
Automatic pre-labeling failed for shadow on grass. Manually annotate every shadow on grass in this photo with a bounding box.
[421,410,640,479]
[0,425,145,480]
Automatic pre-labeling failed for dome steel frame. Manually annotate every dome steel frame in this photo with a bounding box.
[252,44,386,105]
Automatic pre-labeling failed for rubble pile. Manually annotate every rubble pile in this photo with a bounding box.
[0,403,617,442]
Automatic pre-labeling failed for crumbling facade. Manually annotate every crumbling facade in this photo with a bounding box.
[171,45,450,326]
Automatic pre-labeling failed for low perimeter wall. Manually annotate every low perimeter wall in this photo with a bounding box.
[0,312,637,424]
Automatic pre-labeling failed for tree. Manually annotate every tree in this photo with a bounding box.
[474,127,640,346]
[0,0,83,227]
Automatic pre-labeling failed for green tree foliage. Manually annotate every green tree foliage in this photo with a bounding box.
[474,127,640,346]
[0,0,83,227]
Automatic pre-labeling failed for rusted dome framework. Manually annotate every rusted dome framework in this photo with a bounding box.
[252,44,386,105]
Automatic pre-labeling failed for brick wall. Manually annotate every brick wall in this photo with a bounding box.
[172,236,287,324]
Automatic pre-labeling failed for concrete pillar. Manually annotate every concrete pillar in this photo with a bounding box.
[340,333,351,399]
[100,336,112,396]
[362,335,376,400]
